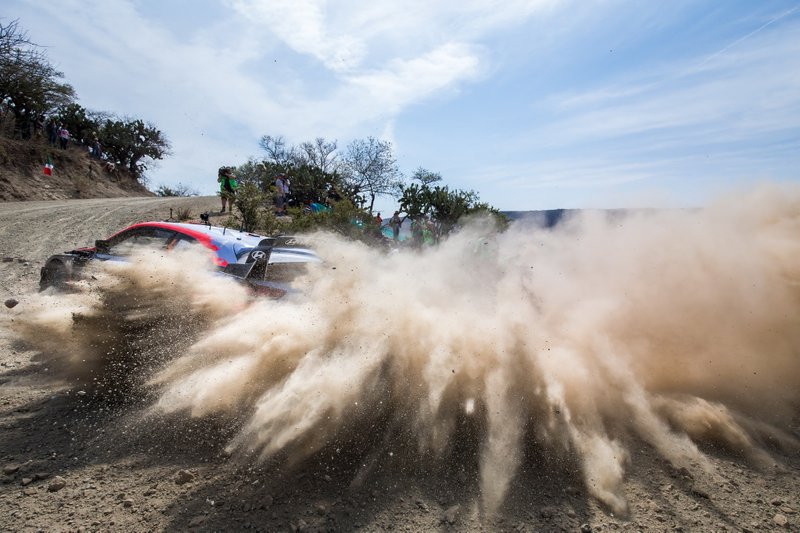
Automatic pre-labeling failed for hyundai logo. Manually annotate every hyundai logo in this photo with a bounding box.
[251,250,267,260]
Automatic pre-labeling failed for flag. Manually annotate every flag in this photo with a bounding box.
[43,156,54,176]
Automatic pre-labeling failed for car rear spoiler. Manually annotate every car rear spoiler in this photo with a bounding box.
[221,242,274,281]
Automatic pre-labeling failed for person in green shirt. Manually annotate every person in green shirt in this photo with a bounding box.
[217,166,238,213]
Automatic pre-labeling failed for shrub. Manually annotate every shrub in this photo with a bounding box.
[232,182,269,233]
[285,200,383,244]
[175,207,192,221]
[154,183,198,197]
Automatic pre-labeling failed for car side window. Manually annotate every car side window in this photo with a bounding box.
[169,233,198,251]
[106,228,177,256]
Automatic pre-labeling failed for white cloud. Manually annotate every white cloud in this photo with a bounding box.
[229,0,367,72]
[230,0,559,69]
[544,17,800,146]
[347,42,481,114]
[468,158,661,190]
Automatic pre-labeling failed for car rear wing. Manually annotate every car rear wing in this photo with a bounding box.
[221,244,273,281]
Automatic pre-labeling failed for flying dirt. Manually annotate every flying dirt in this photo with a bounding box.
[9,184,800,521]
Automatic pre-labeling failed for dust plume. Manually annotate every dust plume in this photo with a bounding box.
[15,184,800,514]
[12,247,248,391]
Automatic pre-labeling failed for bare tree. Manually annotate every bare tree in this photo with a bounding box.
[299,137,339,174]
[0,19,75,138]
[342,137,403,214]
[259,134,296,166]
[0,19,30,58]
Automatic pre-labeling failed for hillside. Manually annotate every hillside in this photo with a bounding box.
[0,137,152,202]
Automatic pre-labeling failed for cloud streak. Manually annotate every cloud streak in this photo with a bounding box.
[546,20,800,145]
[466,9,800,207]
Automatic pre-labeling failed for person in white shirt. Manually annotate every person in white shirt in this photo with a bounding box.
[275,173,290,215]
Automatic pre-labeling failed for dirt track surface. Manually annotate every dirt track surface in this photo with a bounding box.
[0,196,218,275]
[0,197,799,532]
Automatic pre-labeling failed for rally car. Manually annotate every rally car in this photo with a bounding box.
[39,221,320,297]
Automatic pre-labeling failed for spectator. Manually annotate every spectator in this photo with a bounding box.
[422,218,435,246]
[389,211,402,240]
[46,119,58,146]
[375,212,382,226]
[91,137,102,159]
[411,218,423,247]
[58,125,70,149]
[34,114,45,139]
[274,173,290,215]
[217,166,238,213]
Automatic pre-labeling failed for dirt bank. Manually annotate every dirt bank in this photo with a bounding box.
[0,196,798,532]
[0,137,151,202]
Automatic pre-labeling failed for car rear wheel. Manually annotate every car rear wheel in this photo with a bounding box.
[39,261,69,291]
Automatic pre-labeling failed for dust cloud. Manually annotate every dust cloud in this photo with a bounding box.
[14,184,800,514]
[12,247,249,390]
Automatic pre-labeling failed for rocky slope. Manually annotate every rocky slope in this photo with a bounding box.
[0,137,151,201]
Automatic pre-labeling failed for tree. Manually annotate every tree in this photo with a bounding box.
[410,167,442,186]
[288,163,343,206]
[399,181,505,237]
[256,135,354,208]
[0,19,75,138]
[299,137,339,174]
[285,198,385,245]
[99,118,170,177]
[54,103,99,144]
[0,19,29,57]
[342,137,403,214]
[258,135,295,167]
[233,157,271,188]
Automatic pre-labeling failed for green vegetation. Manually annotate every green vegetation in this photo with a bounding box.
[227,135,506,245]
[154,183,198,197]
[341,137,402,214]
[399,178,507,236]
[99,117,170,175]
[0,19,170,182]
[232,182,273,233]
[0,20,74,138]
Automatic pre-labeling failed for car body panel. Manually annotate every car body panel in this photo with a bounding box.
[39,221,320,296]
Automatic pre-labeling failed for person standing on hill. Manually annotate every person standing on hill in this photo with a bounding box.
[91,137,102,159]
[58,126,70,149]
[217,166,238,213]
[34,115,45,139]
[389,211,402,240]
[46,119,58,146]
[274,173,290,215]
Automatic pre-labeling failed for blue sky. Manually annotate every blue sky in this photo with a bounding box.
[6,0,800,211]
